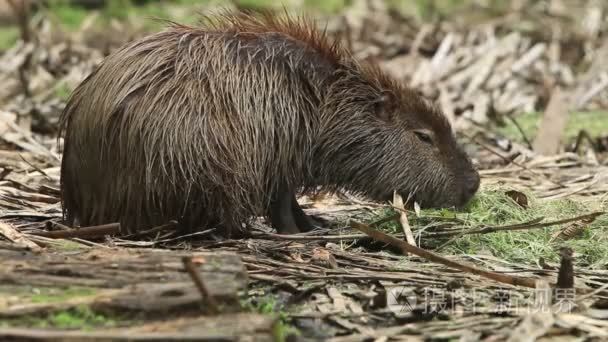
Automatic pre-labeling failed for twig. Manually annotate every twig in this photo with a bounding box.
[29,223,121,239]
[435,217,545,250]
[251,213,400,241]
[252,232,371,241]
[392,192,416,246]
[410,24,433,56]
[465,132,566,188]
[182,256,219,314]
[46,221,72,231]
[123,220,178,239]
[252,213,401,241]
[576,72,608,109]
[69,237,108,248]
[369,213,401,227]
[426,212,604,238]
[18,153,51,180]
[505,114,533,150]
[541,179,599,200]
[350,219,539,288]
[576,282,608,303]
[152,229,216,244]
[571,130,599,153]
[250,210,595,243]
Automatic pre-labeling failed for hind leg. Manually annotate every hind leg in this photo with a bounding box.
[269,187,300,234]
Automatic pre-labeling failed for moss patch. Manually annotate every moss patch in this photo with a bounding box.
[0,305,125,330]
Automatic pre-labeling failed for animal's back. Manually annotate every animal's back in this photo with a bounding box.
[60,17,332,234]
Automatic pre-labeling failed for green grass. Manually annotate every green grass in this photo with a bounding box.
[42,0,352,34]
[241,293,300,342]
[0,285,133,329]
[0,0,486,51]
[0,26,19,51]
[371,187,608,269]
[496,111,608,146]
[29,287,97,304]
[448,189,608,268]
[0,285,121,329]
[46,0,90,30]
[0,305,124,330]
[53,82,74,101]
[0,285,97,304]
[43,306,115,329]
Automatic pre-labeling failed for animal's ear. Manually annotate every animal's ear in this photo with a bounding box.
[372,90,396,122]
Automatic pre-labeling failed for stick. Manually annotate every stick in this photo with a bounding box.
[252,213,401,241]
[350,220,538,288]
[435,217,544,250]
[252,232,370,241]
[29,223,120,239]
[18,153,51,180]
[465,132,566,188]
[392,192,416,246]
[182,256,219,314]
[123,220,178,239]
[505,114,534,150]
[427,212,604,238]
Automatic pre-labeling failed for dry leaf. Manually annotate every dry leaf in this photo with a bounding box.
[505,190,529,208]
[311,247,338,269]
[550,215,597,242]
[290,252,305,263]
[550,222,587,242]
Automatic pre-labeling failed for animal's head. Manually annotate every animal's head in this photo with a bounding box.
[371,85,480,208]
[321,66,480,209]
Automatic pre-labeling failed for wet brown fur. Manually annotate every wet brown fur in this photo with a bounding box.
[59,11,479,235]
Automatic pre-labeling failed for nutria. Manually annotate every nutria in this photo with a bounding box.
[59,11,480,236]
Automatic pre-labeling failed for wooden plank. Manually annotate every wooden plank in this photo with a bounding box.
[0,248,248,317]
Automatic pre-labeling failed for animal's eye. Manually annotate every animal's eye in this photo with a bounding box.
[414,130,434,145]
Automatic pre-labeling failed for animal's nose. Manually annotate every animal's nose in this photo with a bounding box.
[464,172,480,197]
